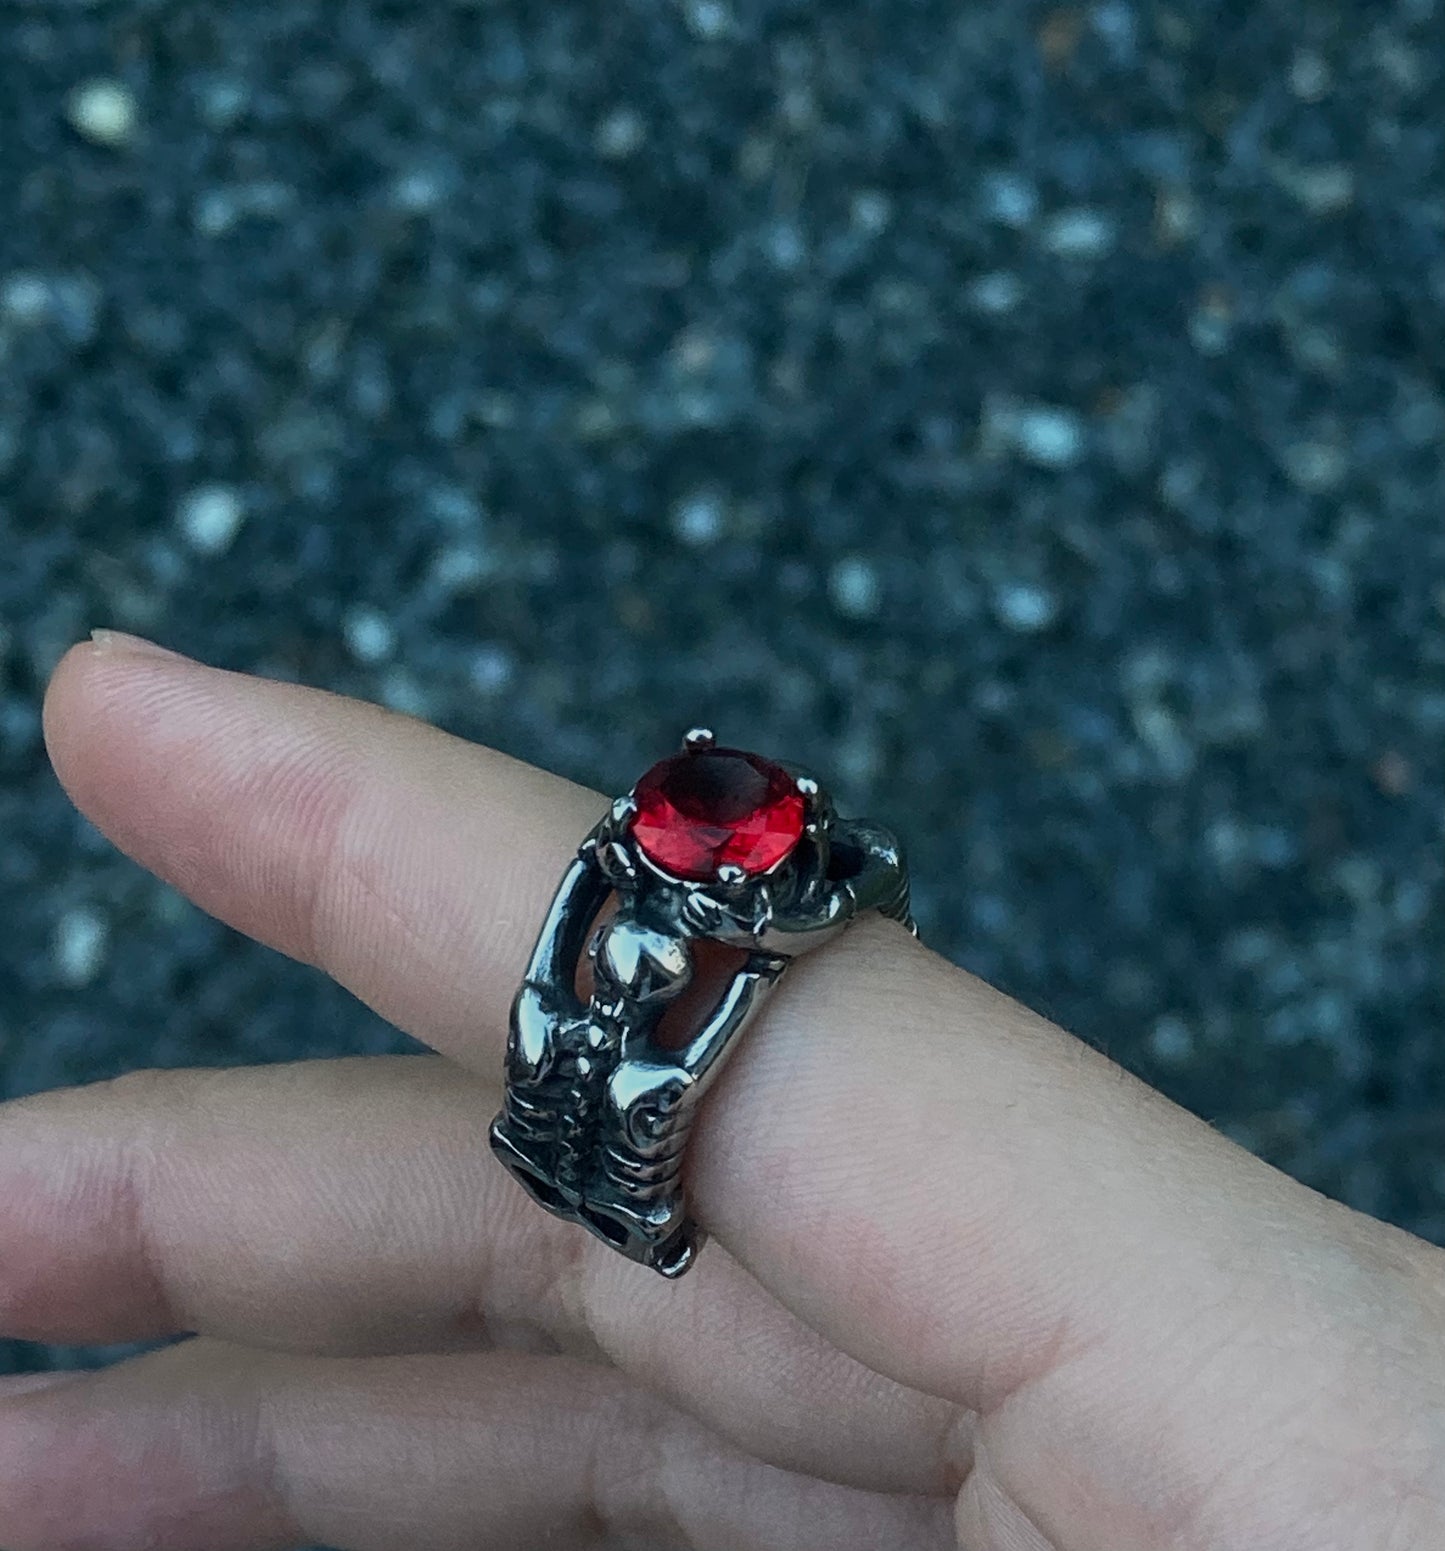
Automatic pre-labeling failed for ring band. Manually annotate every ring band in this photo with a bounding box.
[489,728,914,1278]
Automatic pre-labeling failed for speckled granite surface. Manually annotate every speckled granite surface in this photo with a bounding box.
[3,0,1445,1404]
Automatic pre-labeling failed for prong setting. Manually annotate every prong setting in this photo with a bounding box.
[682,726,716,752]
[792,773,834,855]
[600,840,638,883]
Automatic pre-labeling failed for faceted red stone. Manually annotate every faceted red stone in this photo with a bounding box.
[630,748,805,882]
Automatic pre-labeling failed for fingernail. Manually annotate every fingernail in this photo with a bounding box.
[0,1370,82,1397]
[89,629,189,662]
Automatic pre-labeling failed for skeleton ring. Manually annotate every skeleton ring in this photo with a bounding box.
[488,728,915,1279]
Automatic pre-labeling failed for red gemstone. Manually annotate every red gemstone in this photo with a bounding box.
[630,748,805,882]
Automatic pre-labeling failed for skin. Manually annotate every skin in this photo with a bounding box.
[4,628,1441,1550]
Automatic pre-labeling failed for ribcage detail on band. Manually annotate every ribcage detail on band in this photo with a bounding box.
[554,1068,606,1192]
[601,1128,690,1202]
[499,1056,695,1204]
[502,1086,557,1140]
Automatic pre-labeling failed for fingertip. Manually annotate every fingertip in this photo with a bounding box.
[41,639,96,776]
[42,640,128,826]
[43,633,193,795]
[41,635,258,887]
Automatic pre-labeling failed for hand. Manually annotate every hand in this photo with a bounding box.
[10,629,1442,1551]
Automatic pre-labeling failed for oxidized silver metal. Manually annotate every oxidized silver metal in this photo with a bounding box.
[489,728,915,1278]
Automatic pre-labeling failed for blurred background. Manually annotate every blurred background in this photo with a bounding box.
[2,0,1444,1393]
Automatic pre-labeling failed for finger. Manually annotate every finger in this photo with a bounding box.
[45,642,1437,1537]
[44,635,596,1053]
[0,1337,956,1551]
[0,1054,956,1496]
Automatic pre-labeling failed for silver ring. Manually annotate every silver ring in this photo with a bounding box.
[489,728,915,1278]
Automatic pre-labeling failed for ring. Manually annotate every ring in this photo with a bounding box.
[489,728,915,1278]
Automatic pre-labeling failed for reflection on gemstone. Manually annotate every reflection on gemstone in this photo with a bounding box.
[630,747,804,881]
